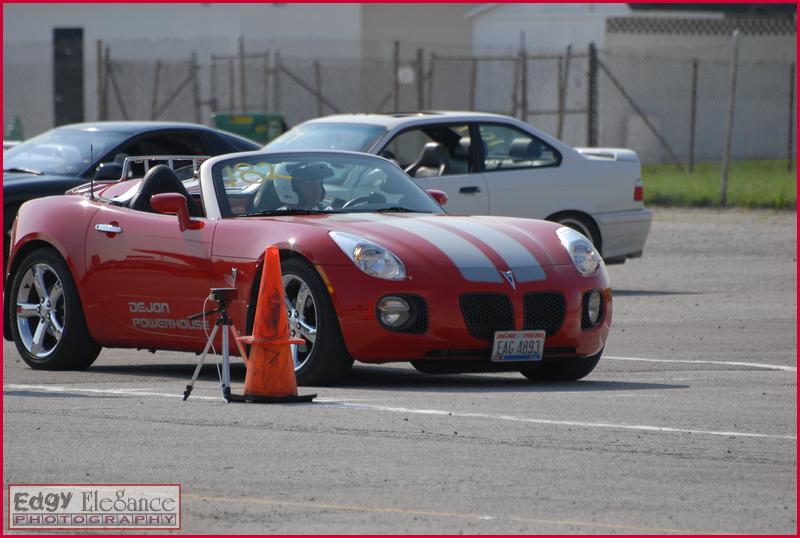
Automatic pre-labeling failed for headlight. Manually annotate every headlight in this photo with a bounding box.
[329,231,407,280]
[556,227,602,276]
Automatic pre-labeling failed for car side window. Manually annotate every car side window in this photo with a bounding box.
[103,132,211,178]
[478,124,561,171]
[380,124,473,178]
[111,132,210,162]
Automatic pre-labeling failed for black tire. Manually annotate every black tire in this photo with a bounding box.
[8,248,101,370]
[551,212,601,252]
[272,257,353,385]
[519,349,603,382]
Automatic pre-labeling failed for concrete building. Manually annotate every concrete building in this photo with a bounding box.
[466,3,796,161]
[3,2,794,162]
[3,3,474,136]
[467,3,723,54]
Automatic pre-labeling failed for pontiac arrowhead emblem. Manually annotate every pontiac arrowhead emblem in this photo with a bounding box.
[501,270,516,290]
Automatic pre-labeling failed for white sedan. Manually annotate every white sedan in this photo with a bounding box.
[267,111,651,264]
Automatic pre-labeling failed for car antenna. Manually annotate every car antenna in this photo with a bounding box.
[89,144,96,200]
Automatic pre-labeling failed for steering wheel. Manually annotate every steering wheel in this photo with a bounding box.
[342,192,386,208]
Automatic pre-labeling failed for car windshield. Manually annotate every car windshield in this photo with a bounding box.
[266,123,385,152]
[3,128,129,175]
[213,152,445,217]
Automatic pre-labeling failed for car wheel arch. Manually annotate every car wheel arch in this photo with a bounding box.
[243,249,353,384]
[9,235,76,277]
[4,240,80,341]
[545,210,602,253]
[245,249,317,334]
[6,245,101,369]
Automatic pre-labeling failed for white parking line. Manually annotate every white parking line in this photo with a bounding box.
[5,384,794,441]
[327,402,797,441]
[604,356,796,372]
[2,384,369,403]
[4,383,221,400]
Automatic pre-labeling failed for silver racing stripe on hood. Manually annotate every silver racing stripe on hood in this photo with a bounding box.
[339,214,502,283]
[435,218,546,282]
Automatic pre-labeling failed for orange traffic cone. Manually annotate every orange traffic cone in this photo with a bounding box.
[231,246,315,403]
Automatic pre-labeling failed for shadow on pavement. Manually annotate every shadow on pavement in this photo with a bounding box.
[339,365,688,393]
[75,362,687,394]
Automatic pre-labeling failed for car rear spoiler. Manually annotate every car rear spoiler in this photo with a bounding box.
[574,147,639,163]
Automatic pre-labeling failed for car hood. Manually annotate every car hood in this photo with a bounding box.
[3,172,75,185]
[3,172,83,200]
[246,212,574,283]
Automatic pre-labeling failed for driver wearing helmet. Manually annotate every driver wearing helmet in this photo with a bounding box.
[275,161,332,210]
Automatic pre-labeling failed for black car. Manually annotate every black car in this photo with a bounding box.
[3,121,260,263]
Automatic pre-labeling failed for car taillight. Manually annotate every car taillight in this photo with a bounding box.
[634,179,644,202]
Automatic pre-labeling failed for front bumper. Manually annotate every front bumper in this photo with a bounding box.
[323,264,612,364]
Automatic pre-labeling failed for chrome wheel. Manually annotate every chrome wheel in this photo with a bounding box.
[15,263,65,359]
[283,273,318,371]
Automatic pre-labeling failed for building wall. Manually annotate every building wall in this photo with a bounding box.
[3,3,363,136]
[471,3,634,55]
[3,2,480,136]
[360,3,473,59]
[467,5,795,162]
[605,17,796,62]
[601,17,796,162]
[3,3,362,60]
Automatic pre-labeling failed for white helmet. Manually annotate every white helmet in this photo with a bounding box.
[274,161,333,206]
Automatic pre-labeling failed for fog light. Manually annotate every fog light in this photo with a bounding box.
[587,291,602,325]
[377,296,410,328]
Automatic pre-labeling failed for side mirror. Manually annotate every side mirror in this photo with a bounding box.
[426,189,448,207]
[150,193,203,232]
[94,162,123,181]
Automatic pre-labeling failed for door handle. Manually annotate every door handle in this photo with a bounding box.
[95,223,122,234]
[459,186,481,194]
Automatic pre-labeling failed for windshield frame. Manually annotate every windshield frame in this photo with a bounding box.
[210,150,445,219]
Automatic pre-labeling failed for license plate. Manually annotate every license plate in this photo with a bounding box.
[491,330,545,362]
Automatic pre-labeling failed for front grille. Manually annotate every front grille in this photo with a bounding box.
[523,292,566,336]
[460,293,513,341]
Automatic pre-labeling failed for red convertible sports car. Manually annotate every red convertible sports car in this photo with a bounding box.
[5,150,611,384]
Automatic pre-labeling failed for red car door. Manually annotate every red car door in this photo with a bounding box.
[82,203,217,351]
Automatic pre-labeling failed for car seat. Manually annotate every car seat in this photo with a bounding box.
[129,165,203,217]
[404,142,451,178]
[251,180,282,212]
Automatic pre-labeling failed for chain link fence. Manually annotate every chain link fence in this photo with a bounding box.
[207,49,398,121]
[597,51,796,166]
[4,38,795,166]
[103,56,200,123]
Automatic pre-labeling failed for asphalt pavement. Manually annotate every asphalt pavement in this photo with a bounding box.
[3,208,796,533]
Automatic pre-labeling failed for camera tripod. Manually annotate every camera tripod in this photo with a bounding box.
[183,287,245,402]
